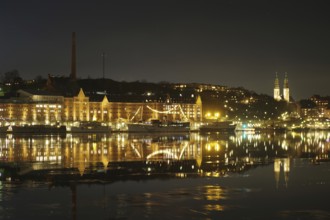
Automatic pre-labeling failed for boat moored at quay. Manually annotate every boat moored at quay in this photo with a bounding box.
[6,125,67,134]
[235,123,255,133]
[126,120,190,133]
[68,121,111,133]
[199,121,236,133]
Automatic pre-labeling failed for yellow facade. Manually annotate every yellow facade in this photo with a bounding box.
[0,88,202,126]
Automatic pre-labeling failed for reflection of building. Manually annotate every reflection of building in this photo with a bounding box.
[0,133,197,176]
[274,158,290,188]
[1,132,329,181]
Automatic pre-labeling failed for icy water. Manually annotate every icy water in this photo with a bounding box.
[0,131,329,220]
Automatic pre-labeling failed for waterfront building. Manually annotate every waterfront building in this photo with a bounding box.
[310,95,329,118]
[0,32,203,127]
[0,88,202,127]
[300,107,319,118]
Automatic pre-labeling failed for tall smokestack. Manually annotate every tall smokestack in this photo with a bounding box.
[70,32,77,80]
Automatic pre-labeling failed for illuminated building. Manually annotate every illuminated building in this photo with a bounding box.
[310,95,329,118]
[283,73,290,102]
[0,32,202,126]
[300,108,319,118]
[300,95,330,119]
[274,73,281,101]
[0,88,202,126]
[273,73,290,102]
[173,83,227,93]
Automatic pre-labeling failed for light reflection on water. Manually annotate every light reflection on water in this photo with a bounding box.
[95,183,230,219]
[0,131,329,219]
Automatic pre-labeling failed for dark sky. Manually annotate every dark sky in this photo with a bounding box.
[1,0,330,100]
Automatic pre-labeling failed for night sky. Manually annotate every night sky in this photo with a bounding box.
[1,0,330,100]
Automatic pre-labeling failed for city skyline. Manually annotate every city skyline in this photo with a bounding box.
[1,0,330,100]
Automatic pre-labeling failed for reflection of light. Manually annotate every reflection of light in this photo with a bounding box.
[204,204,224,211]
[274,158,290,188]
[215,144,220,151]
[203,185,225,212]
[175,173,187,178]
[1,130,329,180]
[130,144,141,158]
[274,159,281,172]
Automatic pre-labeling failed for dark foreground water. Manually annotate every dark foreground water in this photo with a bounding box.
[0,132,330,219]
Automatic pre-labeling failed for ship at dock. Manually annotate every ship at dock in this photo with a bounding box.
[199,121,236,133]
[68,121,111,133]
[6,125,67,134]
[126,120,190,133]
[235,122,255,133]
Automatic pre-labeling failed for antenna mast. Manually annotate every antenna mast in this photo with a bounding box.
[102,52,105,79]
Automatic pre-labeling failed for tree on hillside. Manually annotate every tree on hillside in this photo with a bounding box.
[1,70,22,83]
[299,99,316,108]
[0,70,24,91]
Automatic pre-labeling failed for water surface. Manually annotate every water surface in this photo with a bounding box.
[0,131,329,219]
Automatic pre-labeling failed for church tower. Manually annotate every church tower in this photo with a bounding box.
[274,73,281,101]
[283,73,290,102]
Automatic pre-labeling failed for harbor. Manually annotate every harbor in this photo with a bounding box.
[1,1,330,219]
[0,131,329,219]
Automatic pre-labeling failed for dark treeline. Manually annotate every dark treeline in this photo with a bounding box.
[0,70,318,121]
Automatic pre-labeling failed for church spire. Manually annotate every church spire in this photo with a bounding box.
[284,72,289,88]
[274,72,281,101]
[274,72,280,89]
[283,72,290,102]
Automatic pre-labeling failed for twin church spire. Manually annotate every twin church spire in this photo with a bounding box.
[274,73,290,102]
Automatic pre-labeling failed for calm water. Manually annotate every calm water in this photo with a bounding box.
[0,131,329,220]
